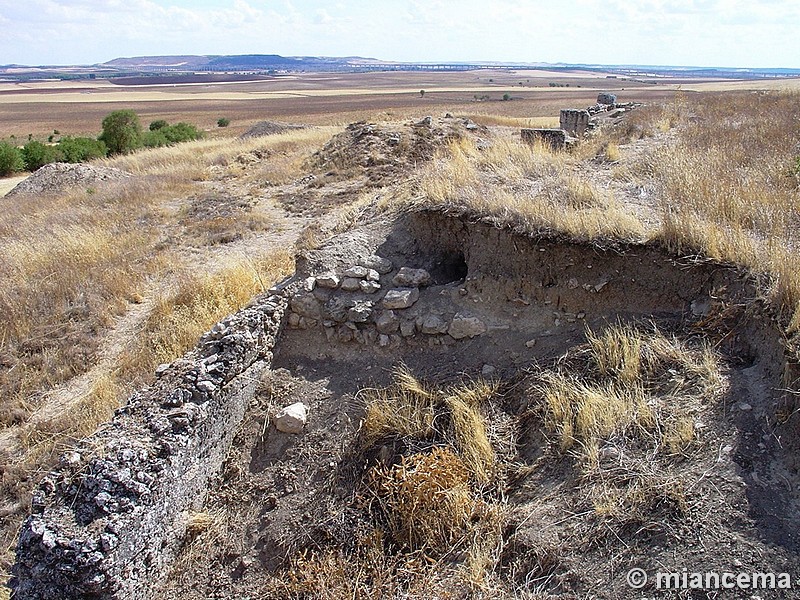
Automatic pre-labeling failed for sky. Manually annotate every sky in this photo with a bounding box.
[1,0,799,69]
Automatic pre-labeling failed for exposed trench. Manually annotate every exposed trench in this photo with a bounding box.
[11,210,800,599]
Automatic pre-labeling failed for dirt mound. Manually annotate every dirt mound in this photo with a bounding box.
[5,162,131,197]
[309,117,485,184]
[240,121,305,139]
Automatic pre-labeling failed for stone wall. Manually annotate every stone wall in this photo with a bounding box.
[286,252,489,349]
[559,109,590,137]
[11,294,287,599]
[520,128,576,150]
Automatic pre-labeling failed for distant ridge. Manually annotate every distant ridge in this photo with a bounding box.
[2,53,799,80]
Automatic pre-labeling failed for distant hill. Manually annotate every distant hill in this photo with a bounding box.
[99,54,378,72]
[2,54,799,81]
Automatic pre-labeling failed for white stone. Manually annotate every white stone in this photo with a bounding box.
[315,274,341,289]
[275,402,308,434]
[392,267,431,287]
[359,280,381,294]
[342,266,369,279]
[383,287,419,309]
[448,313,487,339]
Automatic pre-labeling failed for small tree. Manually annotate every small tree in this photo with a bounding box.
[141,130,169,148]
[419,89,425,98]
[0,142,24,176]
[502,93,511,101]
[217,117,230,127]
[99,110,142,155]
[149,119,168,131]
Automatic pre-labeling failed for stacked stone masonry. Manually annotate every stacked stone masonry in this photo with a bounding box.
[287,256,487,347]
[11,295,288,600]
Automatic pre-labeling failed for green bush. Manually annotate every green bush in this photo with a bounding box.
[142,122,203,147]
[58,137,108,162]
[0,142,24,176]
[161,122,203,144]
[217,117,230,128]
[22,141,62,171]
[99,110,142,155]
[149,119,168,131]
[141,130,169,148]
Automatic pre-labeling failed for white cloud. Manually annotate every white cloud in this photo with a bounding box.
[0,0,798,67]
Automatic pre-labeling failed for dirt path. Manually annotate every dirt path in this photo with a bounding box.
[577,130,672,235]
[0,175,28,198]
[0,178,310,461]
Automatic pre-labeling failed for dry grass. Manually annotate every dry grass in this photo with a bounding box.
[371,446,480,553]
[642,92,800,327]
[0,124,319,588]
[310,367,510,596]
[530,323,724,526]
[538,322,723,460]
[412,134,645,242]
[102,126,338,182]
[360,366,499,482]
[0,177,180,427]
[118,251,293,384]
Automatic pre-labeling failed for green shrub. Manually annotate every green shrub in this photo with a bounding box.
[0,142,24,176]
[217,118,230,128]
[22,141,62,171]
[161,122,203,144]
[58,137,108,162]
[149,119,168,131]
[141,130,169,148]
[99,110,142,155]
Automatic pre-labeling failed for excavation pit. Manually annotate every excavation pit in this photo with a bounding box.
[12,210,800,600]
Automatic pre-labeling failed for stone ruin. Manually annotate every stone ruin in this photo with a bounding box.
[522,95,642,150]
[597,92,617,105]
[559,109,590,137]
[287,257,487,348]
[520,128,575,151]
[9,205,800,599]
[11,295,287,599]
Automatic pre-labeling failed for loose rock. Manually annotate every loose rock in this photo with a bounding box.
[360,255,393,274]
[376,310,400,334]
[392,267,431,287]
[359,280,381,294]
[448,313,487,339]
[315,274,341,289]
[274,403,308,434]
[340,278,362,292]
[342,266,369,279]
[419,314,448,335]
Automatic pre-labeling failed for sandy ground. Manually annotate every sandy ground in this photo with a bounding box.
[0,175,27,197]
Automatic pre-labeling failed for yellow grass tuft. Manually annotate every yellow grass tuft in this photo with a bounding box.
[372,447,477,553]
[443,381,497,483]
[538,323,723,458]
